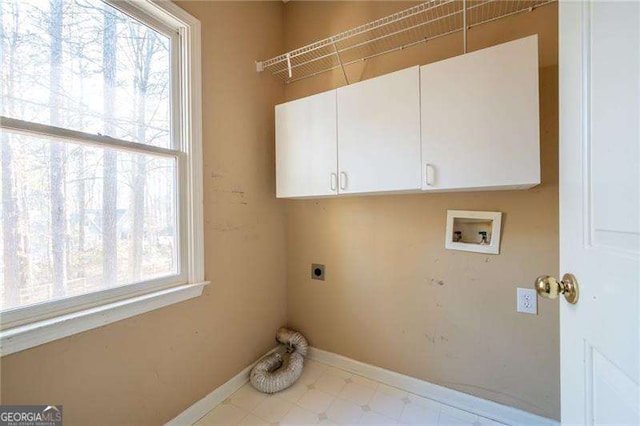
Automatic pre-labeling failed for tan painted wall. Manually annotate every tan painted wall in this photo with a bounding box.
[283,2,560,420]
[0,2,286,424]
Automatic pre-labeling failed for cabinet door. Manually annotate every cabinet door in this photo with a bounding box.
[420,35,540,191]
[276,90,337,198]
[337,66,422,195]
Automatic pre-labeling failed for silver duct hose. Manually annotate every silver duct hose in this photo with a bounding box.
[276,327,308,357]
[250,327,308,394]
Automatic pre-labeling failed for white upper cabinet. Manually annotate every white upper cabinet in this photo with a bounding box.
[337,66,422,195]
[274,36,540,198]
[276,90,338,198]
[420,35,540,191]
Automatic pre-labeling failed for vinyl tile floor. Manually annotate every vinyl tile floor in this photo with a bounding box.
[195,360,505,426]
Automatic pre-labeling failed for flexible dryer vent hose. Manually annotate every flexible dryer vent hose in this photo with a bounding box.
[250,327,308,394]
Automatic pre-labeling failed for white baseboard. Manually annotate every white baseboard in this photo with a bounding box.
[165,347,279,426]
[166,345,558,426]
[307,347,559,426]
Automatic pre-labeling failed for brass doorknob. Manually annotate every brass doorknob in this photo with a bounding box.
[535,273,579,304]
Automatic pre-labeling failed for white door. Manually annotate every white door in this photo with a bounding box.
[557,1,639,424]
[337,66,421,195]
[275,90,337,198]
[420,36,540,192]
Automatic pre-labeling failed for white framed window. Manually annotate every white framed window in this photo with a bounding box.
[0,0,204,355]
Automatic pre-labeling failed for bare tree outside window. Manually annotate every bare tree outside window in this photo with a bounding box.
[102,3,117,287]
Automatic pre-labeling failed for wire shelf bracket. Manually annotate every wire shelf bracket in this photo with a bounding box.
[256,0,555,84]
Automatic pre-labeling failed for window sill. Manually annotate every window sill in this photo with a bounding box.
[0,282,208,357]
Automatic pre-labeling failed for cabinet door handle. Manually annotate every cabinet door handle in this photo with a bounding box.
[425,163,435,186]
[339,172,348,190]
[330,173,337,191]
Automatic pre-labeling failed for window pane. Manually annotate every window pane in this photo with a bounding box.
[0,132,178,311]
[0,0,172,148]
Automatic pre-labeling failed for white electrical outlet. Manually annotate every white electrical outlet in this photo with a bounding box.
[517,288,537,314]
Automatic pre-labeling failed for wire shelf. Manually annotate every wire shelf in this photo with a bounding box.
[256,0,555,84]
